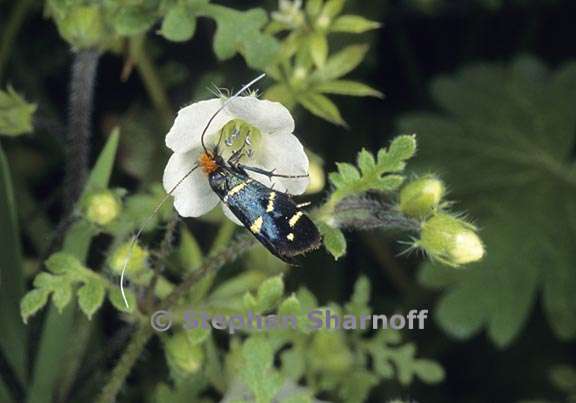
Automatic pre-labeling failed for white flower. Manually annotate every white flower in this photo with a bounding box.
[162,96,309,225]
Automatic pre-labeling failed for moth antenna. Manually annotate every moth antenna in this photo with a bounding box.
[119,164,199,310]
[201,73,266,154]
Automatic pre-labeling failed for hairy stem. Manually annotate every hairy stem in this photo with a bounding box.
[94,325,154,403]
[64,49,100,211]
[96,234,255,403]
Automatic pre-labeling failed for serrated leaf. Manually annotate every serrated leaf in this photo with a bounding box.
[0,86,36,136]
[314,80,383,97]
[160,5,196,42]
[21,289,50,324]
[331,15,381,33]
[357,149,376,174]
[401,58,576,346]
[45,252,84,275]
[52,286,73,313]
[312,44,369,81]
[298,92,346,126]
[318,222,346,260]
[240,336,283,403]
[203,4,279,69]
[336,162,360,180]
[77,279,105,319]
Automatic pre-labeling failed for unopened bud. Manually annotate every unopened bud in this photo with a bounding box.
[85,191,122,225]
[109,242,148,275]
[418,213,484,267]
[399,176,444,219]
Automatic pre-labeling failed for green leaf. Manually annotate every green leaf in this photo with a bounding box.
[314,80,383,98]
[160,5,196,42]
[401,57,576,346]
[318,222,346,260]
[256,275,285,312]
[306,0,324,17]
[0,86,36,136]
[345,275,371,316]
[45,252,85,275]
[77,279,106,319]
[84,127,120,192]
[331,15,381,33]
[179,227,203,269]
[108,287,136,313]
[338,370,378,403]
[112,6,157,36]
[52,286,73,313]
[328,135,415,197]
[308,31,328,68]
[20,289,50,324]
[202,4,279,69]
[312,44,369,81]
[297,92,346,126]
[413,359,445,384]
[240,336,283,403]
[322,0,345,18]
[0,143,26,383]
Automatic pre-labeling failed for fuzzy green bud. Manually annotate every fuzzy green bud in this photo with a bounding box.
[305,157,325,194]
[165,332,204,375]
[85,191,122,225]
[399,176,445,219]
[109,242,148,276]
[418,213,485,267]
[55,6,107,49]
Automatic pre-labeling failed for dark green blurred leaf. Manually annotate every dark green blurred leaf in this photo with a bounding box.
[314,80,382,98]
[400,57,576,347]
[0,143,26,384]
[160,5,197,42]
[330,15,381,33]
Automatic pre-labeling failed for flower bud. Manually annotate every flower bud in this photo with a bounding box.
[85,191,122,225]
[109,242,148,276]
[165,332,204,375]
[418,213,485,267]
[55,6,107,49]
[399,176,445,219]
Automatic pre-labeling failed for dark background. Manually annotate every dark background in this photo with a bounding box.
[2,0,575,402]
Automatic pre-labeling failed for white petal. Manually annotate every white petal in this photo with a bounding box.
[166,99,233,153]
[163,150,219,217]
[249,132,310,194]
[221,204,243,226]
[226,97,295,135]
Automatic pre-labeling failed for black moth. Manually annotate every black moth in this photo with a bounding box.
[193,75,320,262]
[200,151,321,262]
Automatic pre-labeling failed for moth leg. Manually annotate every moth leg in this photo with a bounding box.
[238,164,309,179]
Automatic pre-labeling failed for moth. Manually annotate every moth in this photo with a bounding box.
[196,78,321,262]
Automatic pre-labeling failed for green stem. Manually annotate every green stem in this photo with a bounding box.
[0,0,36,83]
[94,325,154,403]
[130,36,173,128]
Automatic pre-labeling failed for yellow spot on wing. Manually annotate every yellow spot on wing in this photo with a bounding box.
[250,216,263,234]
[266,192,276,212]
[223,179,252,202]
[287,233,295,241]
[288,211,303,227]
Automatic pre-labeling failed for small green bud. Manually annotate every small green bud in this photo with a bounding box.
[165,332,204,375]
[399,176,445,219]
[278,294,301,316]
[257,275,285,311]
[56,6,107,49]
[109,242,148,276]
[243,291,258,312]
[85,191,122,225]
[418,213,485,267]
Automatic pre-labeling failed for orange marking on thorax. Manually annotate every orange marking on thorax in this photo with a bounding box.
[199,152,219,174]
